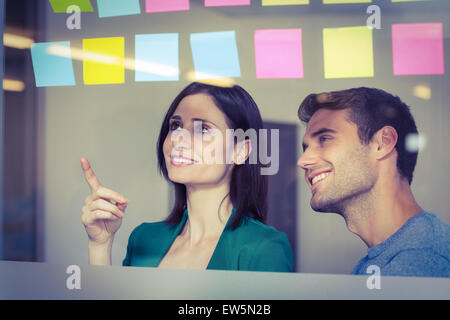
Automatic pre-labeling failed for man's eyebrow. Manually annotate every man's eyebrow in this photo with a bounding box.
[311,128,337,138]
[302,128,337,152]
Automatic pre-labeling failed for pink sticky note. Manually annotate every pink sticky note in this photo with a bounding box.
[254,29,304,79]
[205,0,250,7]
[392,23,445,76]
[146,0,190,12]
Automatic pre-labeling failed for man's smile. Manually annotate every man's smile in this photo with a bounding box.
[307,170,332,187]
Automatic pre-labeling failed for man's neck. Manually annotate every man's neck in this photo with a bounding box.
[343,179,423,248]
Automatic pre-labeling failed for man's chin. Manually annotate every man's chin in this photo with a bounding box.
[310,198,341,214]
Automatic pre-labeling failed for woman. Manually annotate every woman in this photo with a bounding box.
[81,82,293,272]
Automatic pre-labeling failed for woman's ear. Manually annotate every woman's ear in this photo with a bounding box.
[374,126,398,160]
[234,139,252,165]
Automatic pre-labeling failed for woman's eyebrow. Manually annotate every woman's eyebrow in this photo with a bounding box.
[169,115,182,121]
[192,118,218,127]
[170,115,219,127]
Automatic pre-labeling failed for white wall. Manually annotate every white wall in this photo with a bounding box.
[43,1,450,273]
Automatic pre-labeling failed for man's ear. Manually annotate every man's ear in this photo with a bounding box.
[374,126,398,160]
[234,139,252,165]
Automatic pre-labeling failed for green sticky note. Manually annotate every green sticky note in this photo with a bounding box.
[323,0,371,4]
[323,26,374,79]
[262,0,309,5]
[49,0,94,13]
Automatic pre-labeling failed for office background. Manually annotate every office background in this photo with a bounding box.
[1,0,449,275]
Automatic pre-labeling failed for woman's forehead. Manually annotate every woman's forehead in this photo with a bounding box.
[173,93,229,126]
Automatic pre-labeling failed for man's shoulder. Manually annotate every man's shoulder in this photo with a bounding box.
[384,248,449,277]
[408,211,450,257]
[378,211,450,276]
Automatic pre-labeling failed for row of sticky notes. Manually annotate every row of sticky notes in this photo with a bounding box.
[30,22,445,86]
[49,0,431,15]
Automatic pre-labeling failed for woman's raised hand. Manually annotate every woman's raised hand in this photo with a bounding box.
[80,157,129,245]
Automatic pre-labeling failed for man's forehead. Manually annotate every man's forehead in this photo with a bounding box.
[304,108,349,136]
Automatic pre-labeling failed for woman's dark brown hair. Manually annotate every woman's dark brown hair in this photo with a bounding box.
[157,82,268,229]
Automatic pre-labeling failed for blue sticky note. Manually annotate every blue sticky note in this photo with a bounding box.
[30,41,76,87]
[96,0,141,18]
[135,33,179,82]
[190,31,241,79]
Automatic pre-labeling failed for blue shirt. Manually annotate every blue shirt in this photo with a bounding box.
[352,211,450,277]
[123,209,294,272]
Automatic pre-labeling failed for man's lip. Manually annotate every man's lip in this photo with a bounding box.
[307,170,332,186]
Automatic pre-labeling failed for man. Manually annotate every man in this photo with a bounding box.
[297,87,449,277]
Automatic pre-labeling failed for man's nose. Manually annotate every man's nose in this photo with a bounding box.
[297,148,317,170]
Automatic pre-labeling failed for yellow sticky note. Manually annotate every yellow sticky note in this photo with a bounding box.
[323,26,374,79]
[83,37,125,85]
[262,0,309,5]
[323,0,371,4]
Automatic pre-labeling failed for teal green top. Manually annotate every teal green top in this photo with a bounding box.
[122,209,294,272]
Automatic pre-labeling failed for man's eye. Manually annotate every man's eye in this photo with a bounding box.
[202,126,209,134]
[319,136,330,143]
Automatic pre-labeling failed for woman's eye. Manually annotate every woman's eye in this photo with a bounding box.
[169,122,181,131]
[202,126,209,134]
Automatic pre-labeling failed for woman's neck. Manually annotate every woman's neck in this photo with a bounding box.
[182,181,233,245]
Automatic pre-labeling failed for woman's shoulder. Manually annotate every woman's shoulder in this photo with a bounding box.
[229,215,290,245]
[225,215,294,272]
[129,220,177,241]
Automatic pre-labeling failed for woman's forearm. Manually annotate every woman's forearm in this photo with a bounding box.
[88,239,114,265]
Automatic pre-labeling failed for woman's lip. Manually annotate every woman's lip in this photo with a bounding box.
[170,156,198,166]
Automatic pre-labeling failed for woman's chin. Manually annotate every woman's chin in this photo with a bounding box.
[168,173,191,185]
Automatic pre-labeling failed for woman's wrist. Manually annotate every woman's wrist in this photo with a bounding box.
[88,238,114,265]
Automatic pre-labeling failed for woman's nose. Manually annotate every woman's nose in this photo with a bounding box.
[171,128,192,150]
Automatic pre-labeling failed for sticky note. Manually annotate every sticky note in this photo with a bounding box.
[146,0,189,12]
[83,37,125,85]
[190,31,241,79]
[254,29,304,79]
[135,34,179,81]
[204,0,250,7]
[323,0,371,4]
[49,0,94,12]
[262,0,309,5]
[30,41,76,87]
[96,0,141,18]
[392,23,444,76]
[323,26,374,79]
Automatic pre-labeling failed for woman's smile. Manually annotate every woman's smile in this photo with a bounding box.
[170,155,199,167]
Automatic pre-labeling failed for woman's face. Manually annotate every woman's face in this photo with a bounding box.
[163,93,235,187]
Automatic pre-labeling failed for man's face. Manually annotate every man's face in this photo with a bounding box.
[297,108,377,214]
